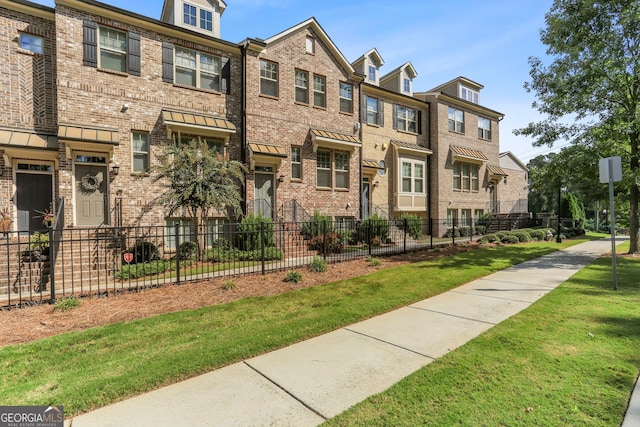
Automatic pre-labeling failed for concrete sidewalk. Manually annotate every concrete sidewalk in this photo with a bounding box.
[66,238,637,427]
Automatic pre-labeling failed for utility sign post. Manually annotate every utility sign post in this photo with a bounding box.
[599,156,622,290]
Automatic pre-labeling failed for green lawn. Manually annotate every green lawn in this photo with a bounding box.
[2,234,634,424]
[327,241,640,426]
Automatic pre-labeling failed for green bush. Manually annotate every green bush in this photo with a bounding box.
[458,226,471,237]
[512,231,532,243]
[53,297,80,312]
[237,213,275,251]
[529,229,546,241]
[478,234,498,244]
[301,211,333,239]
[475,225,487,235]
[284,270,303,283]
[29,231,50,252]
[442,228,461,238]
[500,234,520,244]
[356,214,389,243]
[308,232,343,254]
[495,231,510,240]
[127,241,160,264]
[367,256,381,266]
[206,246,282,262]
[397,213,422,240]
[116,259,171,279]
[308,256,327,273]
[177,241,197,260]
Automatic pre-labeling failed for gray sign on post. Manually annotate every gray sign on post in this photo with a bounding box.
[598,156,622,290]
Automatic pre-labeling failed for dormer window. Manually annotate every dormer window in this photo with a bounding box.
[200,9,213,31]
[403,77,411,94]
[183,3,197,27]
[460,85,479,104]
[368,65,376,82]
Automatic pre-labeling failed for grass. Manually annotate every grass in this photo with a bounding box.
[0,236,611,418]
[327,240,640,426]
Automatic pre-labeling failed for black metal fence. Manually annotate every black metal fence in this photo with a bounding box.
[0,216,559,308]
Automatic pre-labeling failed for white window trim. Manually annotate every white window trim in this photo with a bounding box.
[313,74,326,108]
[448,107,464,133]
[98,26,127,72]
[399,158,425,195]
[316,149,350,189]
[478,117,491,140]
[18,33,43,54]
[291,146,302,180]
[131,131,150,174]
[453,162,479,192]
[260,59,279,98]
[183,2,197,27]
[339,82,353,114]
[396,105,417,133]
[366,96,379,124]
[175,47,221,91]
[200,8,213,32]
[294,69,309,104]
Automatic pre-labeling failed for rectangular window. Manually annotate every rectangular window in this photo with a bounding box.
[461,209,472,227]
[132,132,149,173]
[200,9,213,31]
[460,86,479,104]
[306,37,315,54]
[368,65,376,82]
[99,26,127,72]
[313,75,326,108]
[474,209,484,224]
[19,33,43,54]
[179,134,223,154]
[396,105,417,133]
[316,149,331,188]
[400,159,425,194]
[448,107,464,133]
[260,59,278,97]
[453,162,479,192]
[366,96,379,124]
[166,218,229,251]
[291,146,302,179]
[295,69,309,104]
[175,47,220,91]
[334,151,349,189]
[183,3,197,26]
[447,209,457,228]
[403,78,411,93]
[339,82,353,113]
[478,117,491,140]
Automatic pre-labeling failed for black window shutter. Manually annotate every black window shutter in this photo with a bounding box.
[379,100,385,127]
[392,104,398,130]
[162,42,174,83]
[361,95,367,123]
[418,110,423,134]
[221,56,230,94]
[128,32,141,76]
[83,20,97,68]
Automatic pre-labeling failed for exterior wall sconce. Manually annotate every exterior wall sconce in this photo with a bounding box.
[373,180,380,187]
[112,164,120,175]
[278,174,285,183]
[121,103,129,112]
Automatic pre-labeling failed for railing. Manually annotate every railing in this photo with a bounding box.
[48,198,65,301]
[281,199,311,223]
[247,199,275,220]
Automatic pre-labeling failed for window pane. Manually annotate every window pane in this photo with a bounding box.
[415,178,423,193]
[19,34,43,54]
[133,154,148,172]
[317,170,331,187]
[200,9,212,31]
[313,75,326,107]
[339,83,353,113]
[260,60,278,97]
[335,171,348,188]
[366,97,378,124]
[292,163,301,179]
[100,51,126,72]
[295,70,308,103]
[317,150,331,169]
[184,4,196,26]
[176,68,196,86]
[176,48,196,68]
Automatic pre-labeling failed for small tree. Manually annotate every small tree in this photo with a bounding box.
[153,137,246,258]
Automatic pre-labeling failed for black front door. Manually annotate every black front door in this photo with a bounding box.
[16,173,53,232]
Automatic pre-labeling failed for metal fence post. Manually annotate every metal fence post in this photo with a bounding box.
[452,218,456,245]
[403,218,407,253]
[260,221,265,275]
[322,220,327,260]
[430,218,433,249]
[174,223,181,285]
[48,227,56,302]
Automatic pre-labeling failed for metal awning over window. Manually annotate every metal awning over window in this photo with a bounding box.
[58,124,119,145]
[310,128,361,152]
[162,109,236,144]
[248,142,287,170]
[0,128,58,149]
[362,158,384,169]
[391,139,432,156]
[487,164,508,182]
[450,145,488,163]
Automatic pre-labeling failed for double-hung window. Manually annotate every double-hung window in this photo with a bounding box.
[99,27,127,72]
[478,117,491,140]
[260,59,278,97]
[19,33,43,54]
[316,149,349,189]
[395,105,417,133]
[200,9,213,31]
[183,3,197,27]
[403,78,411,94]
[316,149,332,188]
[448,107,464,133]
[366,96,379,124]
[295,69,309,104]
[291,146,302,179]
[339,82,353,113]
[368,65,376,82]
[132,132,149,173]
[334,151,349,189]
[175,47,220,91]
[401,160,424,194]
[313,75,326,108]
[453,162,479,192]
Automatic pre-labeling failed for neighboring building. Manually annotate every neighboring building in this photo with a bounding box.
[499,151,529,214]
[415,77,505,236]
[353,49,431,219]
[243,18,363,222]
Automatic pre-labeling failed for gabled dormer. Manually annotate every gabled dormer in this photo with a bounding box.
[428,76,484,104]
[161,0,226,38]
[380,62,417,96]
[352,48,385,86]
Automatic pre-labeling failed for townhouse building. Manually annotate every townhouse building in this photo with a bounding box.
[0,0,527,239]
[499,151,529,215]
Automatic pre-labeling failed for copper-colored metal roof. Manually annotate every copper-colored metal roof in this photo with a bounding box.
[487,164,508,176]
[390,139,432,154]
[58,124,119,145]
[0,128,57,148]
[450,145,488,161]
[248,142,287,157]
[362,159,384,169]
[162,109,237,132]
[310,128,360,144]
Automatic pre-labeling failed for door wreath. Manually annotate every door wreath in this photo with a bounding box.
[80,173,102,192]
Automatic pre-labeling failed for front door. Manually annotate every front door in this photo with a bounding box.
[362,177,370,219]
[15,167,53,232]
[254,170,274,219]
[75,163,107,226]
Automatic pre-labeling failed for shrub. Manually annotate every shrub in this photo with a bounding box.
[127,241,160,264]
[284,270,303,283]
[308,256,327,273]
[458,226,471,237]
[512,230,532,243]
[495,231,510,240]
[475,225,487,235]
[397,213,422,240]
[367,256,381,267]
[301,211,332,239]
[309,232,343,254]
[356,214,389,243]
[223,280,236,290]
[500,234,520,244]
[529,229,546,241]
[478,234,498,244]
[53,297,80,312]
[442,228,461,238]
[237,213,275,251]
[177,241,197,260]
[116,259,171,279]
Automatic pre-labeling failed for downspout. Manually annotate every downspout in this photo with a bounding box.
[241,42,248,216]
[358,81,364,220]
[426,100,433,228]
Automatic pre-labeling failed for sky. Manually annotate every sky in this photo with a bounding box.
[32,0,561,164]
